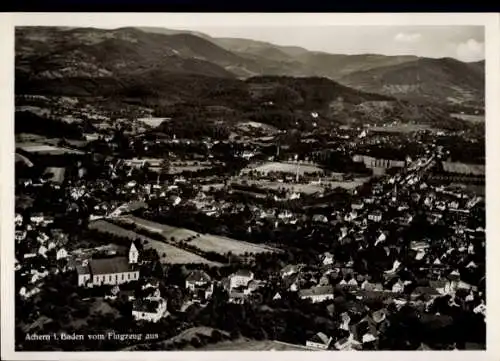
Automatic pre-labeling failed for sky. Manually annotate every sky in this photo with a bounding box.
[158,25,485,62]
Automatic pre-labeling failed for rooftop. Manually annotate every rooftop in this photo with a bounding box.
[89,257,136,275]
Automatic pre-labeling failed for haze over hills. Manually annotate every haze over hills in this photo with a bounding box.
[339,57,485,106]
[15,26,484,109]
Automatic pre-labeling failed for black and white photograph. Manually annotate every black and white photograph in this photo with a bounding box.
[1,12,499,360]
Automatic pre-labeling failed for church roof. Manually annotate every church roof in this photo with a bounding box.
[89,256,136,275]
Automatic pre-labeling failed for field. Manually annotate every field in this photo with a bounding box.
[119,215,279,255]
[16,142,84,155]
[442,161,485,176]
[116,215,198,240]
[244,161,324,175]
[450,113,484,123]
[187,234,277,255]
[88,220,221,266]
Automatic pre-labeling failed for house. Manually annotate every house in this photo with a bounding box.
[473,301,486,316]
[299,285,334,303]
[30,214,45,225]
[306,332,332,350]
[320,252,334,266]
[185,270,212,291]
[56,248,68,260]
[229,270,254,290]
[15,213,23,226]
[38,245,48,258]
[19,285,41,299]
[132,298,168,323]
[15,230,27,241]
[76,242,140,287]
[368,210,382,222]
[273,292,282,301]
[37,232,50,244]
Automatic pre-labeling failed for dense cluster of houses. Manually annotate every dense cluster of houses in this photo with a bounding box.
[15,211,69,301]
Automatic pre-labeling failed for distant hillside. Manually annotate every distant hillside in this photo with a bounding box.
[16,26,237,81]
[339,57,485,106]
[15,26,484,122]
[214,37,309,60]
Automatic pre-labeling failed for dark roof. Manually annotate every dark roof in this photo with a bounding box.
[186,270,211,283]
[89,257,136,275]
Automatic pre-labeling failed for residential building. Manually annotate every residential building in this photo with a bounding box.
[368,210,382,222]
[299,285,334,303]
[56,248,68,260]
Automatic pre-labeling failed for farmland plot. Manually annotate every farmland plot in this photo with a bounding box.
[120,216,279,255]
[88,220,220,266]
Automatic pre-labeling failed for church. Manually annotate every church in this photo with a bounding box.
[76,241,141,287]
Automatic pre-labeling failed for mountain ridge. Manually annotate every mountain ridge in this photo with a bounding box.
[15,26,485,107]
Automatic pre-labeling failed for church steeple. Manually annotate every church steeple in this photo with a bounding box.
[129,241,139,264]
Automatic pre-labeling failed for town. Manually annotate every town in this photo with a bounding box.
[13,24,486,353]
[15,95,485,351]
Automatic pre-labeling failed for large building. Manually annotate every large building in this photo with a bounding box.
[76,242,140,287]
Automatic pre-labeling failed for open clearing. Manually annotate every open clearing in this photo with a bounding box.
[88,220,220,266]
[244,161,324,175]
[119,215,279,255]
